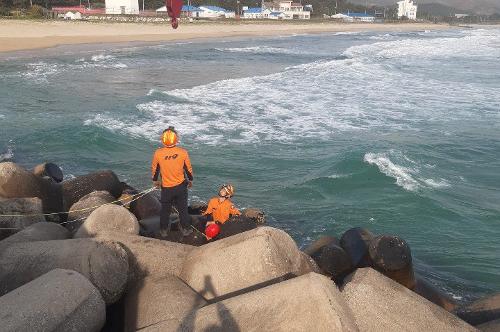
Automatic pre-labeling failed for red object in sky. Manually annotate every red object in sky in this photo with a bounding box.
[205,223,220,239]
[166,0,183,29]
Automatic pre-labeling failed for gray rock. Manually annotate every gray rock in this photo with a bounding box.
[241,208,266,224]
[62,170,122,211]
[67,190,115,233]
[340,268,477,331]
[303,235,339,258]
[33,162,63,183]
[340,227,374,268]
[74,204,139,238]
[180,226,315,301]
[124,275,207,331]
[0,238,129,304]
[144,272,359,332]
[413,277,458,312]
[0,197,45,240]
[477,319,500,332]
[0,162,63,217]
[456,292,500,326]
[129,191,161,221]
[0,269,105,332]
[0,222,69,248]
[96,232,194,282]
[318,243,354,283]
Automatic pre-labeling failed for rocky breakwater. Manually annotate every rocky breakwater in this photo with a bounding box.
[0,160,492,331]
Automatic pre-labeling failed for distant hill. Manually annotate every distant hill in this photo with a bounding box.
[350,0,500,15]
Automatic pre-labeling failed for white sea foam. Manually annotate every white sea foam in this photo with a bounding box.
[0,141,15,162]
[364,151,452,192]
[90,54,115,62]
[215,46,308,55]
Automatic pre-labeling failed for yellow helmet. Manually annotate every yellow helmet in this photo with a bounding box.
[220,184,235,198]
[162,127,178,147]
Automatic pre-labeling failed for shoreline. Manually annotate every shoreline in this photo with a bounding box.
[0,19,453,53]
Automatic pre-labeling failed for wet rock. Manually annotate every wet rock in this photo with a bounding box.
[0,238,129,304]
[129,192,161,221]
[340,227,374,268]
[318,242,354,284]
[368,235,416,289]
[144,273,359,332]
[124,275,207,331]
[62,170,122,211]
[66,190,115,233]
[477,319,500,332]
[96,232,194,282]
[188,202,207,215]
[340,268,477,332]
[456,292,500,326]
[0,269,105,332]
[0,162,63,216]
[74,204,139,238]
[217,216,258,239]
[241,208,266,224]
[0,197,45,240]
[180,227,315,301]
[33,162,63,183]
[0,222,69,248]
[303,235,339,259]
[413,277,458,312]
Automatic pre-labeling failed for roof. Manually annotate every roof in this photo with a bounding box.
[244,7,262,13]
[200,5,229,12]
[182,5,202,11]
[52,5,104,14]
[270,11,283,15]
[344,12,375,17]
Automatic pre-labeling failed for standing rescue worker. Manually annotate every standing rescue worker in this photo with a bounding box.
[152,127,193,237]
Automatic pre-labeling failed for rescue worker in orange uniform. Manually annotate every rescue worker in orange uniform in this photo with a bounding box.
[152,127,193,237]
[203,184,241,230]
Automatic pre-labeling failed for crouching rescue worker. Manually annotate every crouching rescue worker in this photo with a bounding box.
[202,184,241,239]
[152,126,193,237]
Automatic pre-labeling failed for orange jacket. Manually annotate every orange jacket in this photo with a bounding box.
[152,146,193,188]
[203,197,241,224]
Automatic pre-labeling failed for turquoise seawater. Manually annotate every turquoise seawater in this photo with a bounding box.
[1,27,499,301]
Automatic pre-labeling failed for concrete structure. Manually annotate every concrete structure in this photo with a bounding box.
[74,204,140,238]
[0,222,69,248]
[341,268,477,331]
[180,227,314,301]
[0,269,105,332]
[345,12,375,22]
[143,273,359,331]
[397,0,417,20]
[105,0,139,15]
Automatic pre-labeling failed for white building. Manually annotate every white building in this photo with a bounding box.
[198,6,234,18]
[242,7,263,19]
[397,0,417,20]
[64,11,83,19]
[105,0,139,14]
[267,1,310,19]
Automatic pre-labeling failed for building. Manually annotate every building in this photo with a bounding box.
[242,7,263,19]
[198,6,235,18]
[267,1,310,19]
[156,5,203,17]
[105,0,139,14]
[331,13,352,22]
[397,0,417,20]
[347,12,375,22]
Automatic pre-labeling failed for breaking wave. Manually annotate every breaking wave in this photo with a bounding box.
[215,46,309,56]
[364,151,450,192]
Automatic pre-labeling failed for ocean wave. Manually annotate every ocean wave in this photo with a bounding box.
[90,54,115,62]
[364,151,451,192]
[215,46,308,56]
[0,141,15,162]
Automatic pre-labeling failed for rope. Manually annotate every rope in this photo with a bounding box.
[0,187,159,230]
[0,187,157,218]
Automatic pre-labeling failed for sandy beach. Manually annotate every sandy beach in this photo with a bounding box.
[0,19,451,53]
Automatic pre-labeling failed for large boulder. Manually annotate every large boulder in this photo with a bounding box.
[456,293,500,326]
[340,268,477,331]
[129,191,161,221]
[0,238,129,304]
[340,227,374,268]
[74,204,140,238]
[62,170,122,211]
[0,222,69,248]
[144,272,359,332]
[124,275,207,331]
[66,190,115,233]
[0,197,45,240]
[33,162,63,183]
[318,242,354,284]
[0,269,105,332]
[477,319,500,332]
[217,216,258,239]
[303,235,339,258]
[368,235,416,289]
[180,226,315,301]
[0,162,63,216]
[96,232,194,282]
